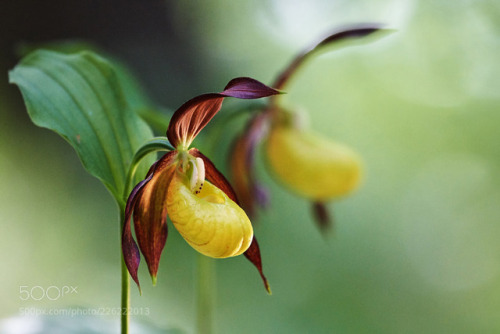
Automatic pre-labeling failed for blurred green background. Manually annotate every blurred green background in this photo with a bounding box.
[1,0,500,333]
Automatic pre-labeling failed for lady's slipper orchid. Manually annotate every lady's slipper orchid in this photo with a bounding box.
[122,77,280,292]
[230,25,386,231]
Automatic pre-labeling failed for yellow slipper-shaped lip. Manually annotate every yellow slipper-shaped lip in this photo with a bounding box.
[167,172,253,258]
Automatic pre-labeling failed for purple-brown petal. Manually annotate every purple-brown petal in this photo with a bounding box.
[166,93,224,148]
[133,151,177,284]
[230,112,271,217]
[122,163,159,290]
[315,24,384,49]
[222,77,282,99]
[244,237,271,294]
[166,77,280,148]
[273,24,385,90]
[312,201,333,235]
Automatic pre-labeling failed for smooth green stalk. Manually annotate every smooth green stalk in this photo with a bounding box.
[196,254,215,334]
[119,205,130,334]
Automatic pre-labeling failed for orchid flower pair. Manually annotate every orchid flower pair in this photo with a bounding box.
[231,25,385,231]
[122,77,280,292]
[122,25,386,294]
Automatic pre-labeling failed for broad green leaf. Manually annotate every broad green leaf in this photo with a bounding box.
[16,40,171,132]
[9,50,156,203]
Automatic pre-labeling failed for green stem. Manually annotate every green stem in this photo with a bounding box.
[196,254,215,334]
[120,206,130,334]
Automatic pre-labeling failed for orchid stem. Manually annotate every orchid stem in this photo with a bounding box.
[196,254,215,334]
[121,255,130,334]
[119,207,130,334]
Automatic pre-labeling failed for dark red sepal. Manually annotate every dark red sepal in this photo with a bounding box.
[222,77,283,99]
[230,112,271,217]
[244,237,271,294]
[312,201,333,235]
[122,163,158,290]
[132,151,177,284]
[122,151,178,289]
[167,77,280,148]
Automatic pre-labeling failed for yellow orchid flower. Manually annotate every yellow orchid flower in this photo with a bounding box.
[122,77,279,292]
[231,25,387,231]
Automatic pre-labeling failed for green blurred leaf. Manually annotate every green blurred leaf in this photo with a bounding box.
[9,49,156,202]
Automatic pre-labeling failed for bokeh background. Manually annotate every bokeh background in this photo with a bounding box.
[1,0,500,333]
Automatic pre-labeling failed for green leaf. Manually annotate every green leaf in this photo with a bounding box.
[16,40,172,132]
[9,49,156,203]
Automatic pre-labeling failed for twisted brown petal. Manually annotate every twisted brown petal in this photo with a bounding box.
[122,151,177,288]
[122,168,155,290]
[167,77,280,148]
[273,24,386,90]
[122,157,164,290]
[133,151,177,284]
[312,201,333,235]
[230,112,271,217]
[244,238,271,294]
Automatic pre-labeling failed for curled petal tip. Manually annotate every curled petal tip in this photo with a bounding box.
[244,237,270,293]
[264,279,272,295]
[151,274,157,286]
[316,24,388,48]
[122,197,142,290]
[312,201,334,235]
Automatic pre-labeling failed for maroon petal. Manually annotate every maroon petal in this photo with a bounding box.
[273,24,386,90]
[253,183,270,209]
[222,77,283,99]
[244,237,271,294]
[122,162,159,290]
[315,24,385,49]
[312,201,333,235]
[166,77,280,148]
[230,137,254,212]
[133,151,177,284]
[230,112,271,217]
